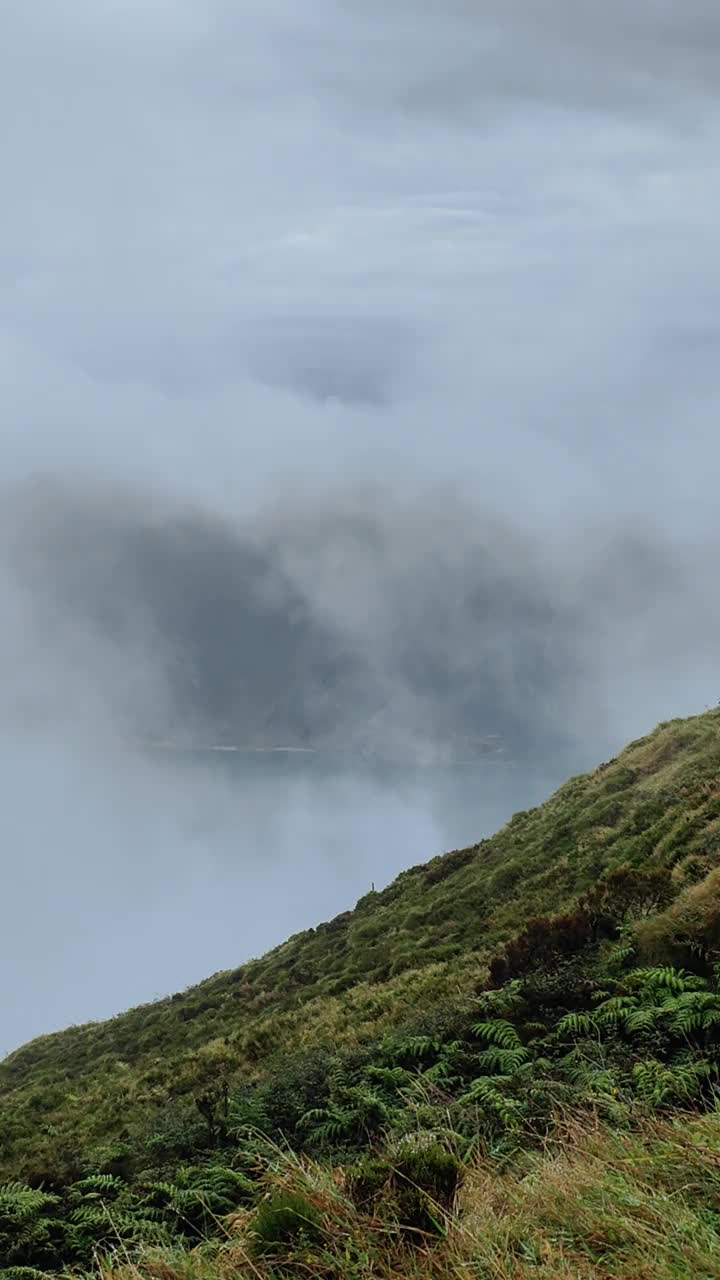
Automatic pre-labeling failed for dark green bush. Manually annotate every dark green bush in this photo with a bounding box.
[250,1190,323,1256]
[143,1102,208,1160]
[424,847,477,886]
[489,909,614,986]
[582,864,675,921]
[347,1156,391,1207]
[349,1143,462,1238]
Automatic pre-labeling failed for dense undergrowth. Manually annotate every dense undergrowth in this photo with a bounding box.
[4,709,720,1276]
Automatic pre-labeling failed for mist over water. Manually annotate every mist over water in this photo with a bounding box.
[1,729,566,1058]
[3,1,720,1056]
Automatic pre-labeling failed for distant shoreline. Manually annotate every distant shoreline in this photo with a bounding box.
[148,743,318,754]
[144,741,511,767]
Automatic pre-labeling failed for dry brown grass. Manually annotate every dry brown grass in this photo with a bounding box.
[637,864,720,963]
[94,1111,720,1280]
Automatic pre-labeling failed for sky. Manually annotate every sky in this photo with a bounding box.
[2,1,720,1056]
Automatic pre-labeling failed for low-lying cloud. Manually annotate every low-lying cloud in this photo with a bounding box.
[2,0,720,1055]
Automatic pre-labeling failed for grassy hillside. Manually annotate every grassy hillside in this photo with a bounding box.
[4,708,720,1277]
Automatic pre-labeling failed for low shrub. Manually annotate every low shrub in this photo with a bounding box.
[349,1141,462,1239]
[250,1189,323,1257]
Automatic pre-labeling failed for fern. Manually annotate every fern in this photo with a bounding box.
[420,1060,461,1087]
[474,980,526,1019]
[667,992,720,1038]
[66,1201,170,1253]
[632,1056,714,1106]
[300,1108,355,1145]
[623,1007,663,1035]
[594,995,637,1029]
[472,1020,523,1050]
[556,1012,598,1038]
[0,1269,51,1280]
[141,1178,196,1206]
[0,1182,59,1268]
[301,1081,390,1148]
[562,1055,619,1097]
[476,1047,529,1074]
[459,1077,522,1130]
[604,940,636,972]
[187,1164,254,1205]
[629,966,696,994]
[69,1173,123,1197]
[366,1065,414,1090]
[391,1035,442,1061]
[0,1184,58,1224]
[328,1056,349,1094]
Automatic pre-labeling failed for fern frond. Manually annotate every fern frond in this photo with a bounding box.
[623,1007,662,1034]
[594,995,637,1029]
[365,1064,414,1088]
[459,1077,522,1129]
[0,1184,58,1222]
[632,1056,713,1106]
[70,1173,123,1195]
[420,1060,460,1086]
[605,941,636,971]
[556,1012,598,1037]
[472,1019,523,1050]
[668,992,720,1037]
[0,1268,51,1280]
[393,1035,442,1060]
[630,966,693,994]
[476,1047,528,1074]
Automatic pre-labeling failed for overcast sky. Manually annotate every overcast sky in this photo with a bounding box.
[2,1,720,1056]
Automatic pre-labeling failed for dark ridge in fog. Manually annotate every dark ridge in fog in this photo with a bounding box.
[0,479,674,772]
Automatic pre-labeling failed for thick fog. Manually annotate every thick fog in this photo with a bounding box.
[2,2,720,1056]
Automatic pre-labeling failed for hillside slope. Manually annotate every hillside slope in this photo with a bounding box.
[3,708,720,1193]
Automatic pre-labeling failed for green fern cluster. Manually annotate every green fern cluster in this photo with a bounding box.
[0,1183,59,1271]
[0,1159,257,1273]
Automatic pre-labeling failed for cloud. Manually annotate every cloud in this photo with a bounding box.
[1,0,720,1053]
[306,1,720,120]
